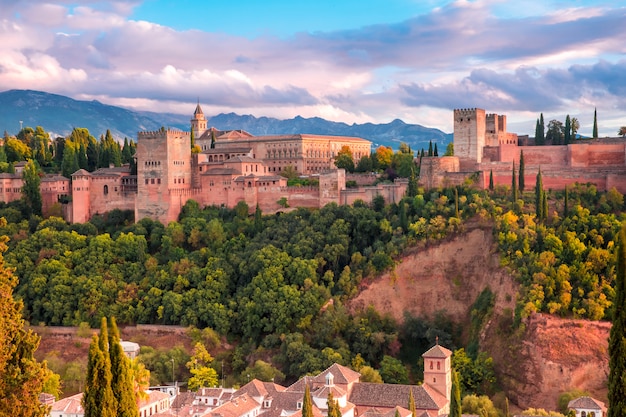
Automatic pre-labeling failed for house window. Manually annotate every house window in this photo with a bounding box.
[433,378,436,383]
[297,402,302,410]
[104,185,108,195]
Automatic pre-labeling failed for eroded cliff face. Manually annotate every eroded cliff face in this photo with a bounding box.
[348,224,609,411]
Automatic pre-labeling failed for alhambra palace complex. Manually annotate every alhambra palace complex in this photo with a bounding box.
[4,106,626,224]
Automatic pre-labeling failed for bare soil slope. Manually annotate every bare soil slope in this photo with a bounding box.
[348,224,610,410]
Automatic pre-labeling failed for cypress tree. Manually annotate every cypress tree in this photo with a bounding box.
[327,392,341,417]
[449,370,462,417]
[593,107,598,138]
[408,388,416,417]
[109,317,138,417]
[83,332,116,417]
[608,225,626,417]
[534,119,540,144]
[302,384,313,417]
[407,167,418,197]
[564,186,569,217]
[511,162,517,202]
[433,143,438,156]
[399,201,408,232]
[190,127,196,149]
[519,151,525,191]
[564,115,571,145]
[539,113,545,145]
[542,190,548,221]
[489,170,494,191]
[428,141,433,157]
[535,169,544,221]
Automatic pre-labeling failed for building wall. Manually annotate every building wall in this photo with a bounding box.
[454,108,486,163]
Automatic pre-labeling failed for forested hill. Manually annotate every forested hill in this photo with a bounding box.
[0,89,452,150]
[2,181,624,402]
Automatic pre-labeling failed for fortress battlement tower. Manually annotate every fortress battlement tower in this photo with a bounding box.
[454,108,486,163]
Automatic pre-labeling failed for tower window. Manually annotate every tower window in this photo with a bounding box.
[104,185,108,195]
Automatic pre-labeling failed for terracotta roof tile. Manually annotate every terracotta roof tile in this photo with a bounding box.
[349,383,444,411]
[422,344,452,359]
[568,396,606,411]
[50,393,83,414]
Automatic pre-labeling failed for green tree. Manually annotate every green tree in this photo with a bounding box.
[489,170,494,191]
[564,115,572,144]
[186,343,218,390]
[519,151,525,191]
[535,169,544,221]
[379,355,409,384]
[358,366,382,383]
[303,383,313,417]
[407,168,418,198]
[109,317,138,417]
[327,391,341,417]
[22,159,42,216]
[593,107,598,138]
[461,395,498,417]
[409,389,416,417]
[83,319,116,417]
[334,146,355,172]
[546,120,564,145]
[535,114,545,145]
[608,225,626,417]
[0,220,51,416]
[450,370,462,417]
[563,186,569,218]
[571,117,580,139]
[428,141,433,157]
[444,143,454,156]
[511,162,517,202]
[433,143,438,156]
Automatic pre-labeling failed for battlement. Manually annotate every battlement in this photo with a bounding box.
[454,108,482,116]
[137,128,190,139]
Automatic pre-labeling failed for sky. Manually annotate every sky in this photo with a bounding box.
[1,0,625,136]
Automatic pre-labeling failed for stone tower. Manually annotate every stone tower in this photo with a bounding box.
[453,108,486,163]
[191,103,207,138]
[422,343,452,403]
[135,128,191,224]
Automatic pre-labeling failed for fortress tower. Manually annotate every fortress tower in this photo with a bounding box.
[453,108,486,163]
[422,343,452,404]
[135,128,192,223]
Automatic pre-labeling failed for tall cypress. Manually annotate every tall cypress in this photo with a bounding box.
[109,317,138,417]
[303,383,313,417]
[83,331,115,417]
[564,115,571,145]
[608,226,626,417]
[534,119,540,144]
[408,388,416,417]
[489,170,494,191]
[593,107,599,138]
[449,370,462,417]
[563,186,569,218]
[428,141,433,157]
[535,169,544,221]
[433,143,438,157]
[519,151,525,192]
[539,113,545,145]
[511,162,517,202]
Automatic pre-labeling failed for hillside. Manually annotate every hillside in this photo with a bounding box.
[0,89,452,150]
[34,222,610,410]
[348,223,609,411]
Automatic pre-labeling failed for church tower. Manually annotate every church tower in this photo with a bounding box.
[191,102,207,138]
[422,342,452,403]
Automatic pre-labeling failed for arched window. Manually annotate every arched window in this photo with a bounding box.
[437,361,440,370]
[103,185,108,195]
[429,361,433,370]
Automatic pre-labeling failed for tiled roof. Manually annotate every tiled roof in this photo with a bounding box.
[422,344,452,359]
[310,363,361,386]
[171,391,196,409]
[235,379,285,400]
[194,103,204,116]
[138,390,170,409]
[361,406,412,417]
[568,396,606,411]
[224,156,258,163]
[207,392,260,417]
[41,174,69,182]
[0,173,19,179]
[50,392,83,414]
[349,383,445,411]
[202,147,252,154]
[71,169,91,176]
[312,385,346,401]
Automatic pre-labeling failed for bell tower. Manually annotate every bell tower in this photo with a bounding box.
[422,341,452,403]
[191,101,207,138]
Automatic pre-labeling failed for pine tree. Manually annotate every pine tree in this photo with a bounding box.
[449,370,462,417]
[489,170,494,191]
[303,384,313,417]
[109,318,138,417]
[408,389,416,417]
[564,115,571,145]
[519,151,525,191]
[608,225,626,417]
[535,169,544,221]
[593,107,598,138]
[0,219,50,416]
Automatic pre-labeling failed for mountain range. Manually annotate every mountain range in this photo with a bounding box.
[0,90,452,150]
